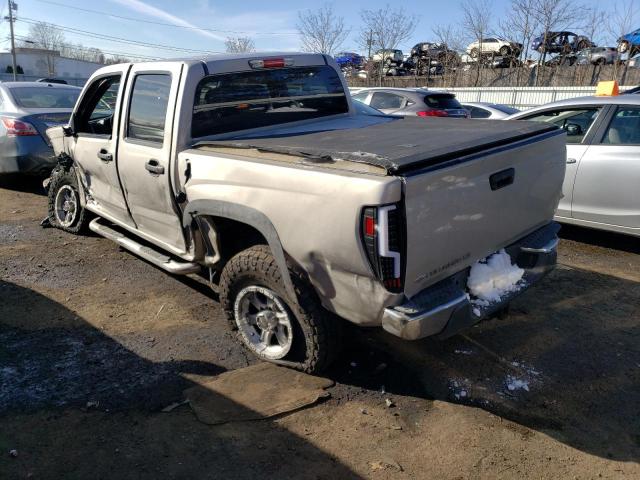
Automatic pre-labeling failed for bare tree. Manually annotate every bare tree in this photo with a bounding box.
[19,21,66,75]
[531,0,575,61]
[499,0,539,85]
[608,0,638,79]
[582,7,606,48]
[297,3,349,55]
[432,24,464,85]
[225,36,256,54]
[461,0,493,86]
[61,43,105,64]
[360,5,416,82]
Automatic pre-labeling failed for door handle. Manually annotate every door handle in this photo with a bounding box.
[489,168,515,191]
[566,158,577,164]
[145,159,165,175]
[97,149,113,162]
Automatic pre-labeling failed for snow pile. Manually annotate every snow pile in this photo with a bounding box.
[467,249,524,302]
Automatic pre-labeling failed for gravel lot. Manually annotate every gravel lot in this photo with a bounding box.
[1,176,639,479]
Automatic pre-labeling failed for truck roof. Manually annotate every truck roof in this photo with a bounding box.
[116,52,329,70]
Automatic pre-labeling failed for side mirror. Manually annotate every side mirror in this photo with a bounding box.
[565,123,582,136]
[62,125,74,137]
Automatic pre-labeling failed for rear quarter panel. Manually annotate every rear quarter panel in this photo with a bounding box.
[181,150,403,325]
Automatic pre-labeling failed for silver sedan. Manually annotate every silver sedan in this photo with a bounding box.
[507,95,640,237]
[461,102,520,119]
[352,88,469,118]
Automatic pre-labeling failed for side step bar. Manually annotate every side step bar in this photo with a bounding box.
[89,218,201,275]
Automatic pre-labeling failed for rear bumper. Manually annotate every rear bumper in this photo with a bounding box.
[382,222,559,340]
[0,136,56,176]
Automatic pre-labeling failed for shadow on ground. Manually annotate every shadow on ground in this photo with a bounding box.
[334,262,640,463]
[0,175,47,196]
[0,281,357,480]
[559,223,640,255]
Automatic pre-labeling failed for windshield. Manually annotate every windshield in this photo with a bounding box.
[9,87,80,109]
[192,66,348,138]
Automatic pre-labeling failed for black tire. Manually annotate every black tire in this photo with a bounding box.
[47,166,90,234]
[470,48,479,59]
[499,45,511,56]
[219,245,342,374]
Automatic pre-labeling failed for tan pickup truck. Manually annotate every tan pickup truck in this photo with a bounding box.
[45,53,565,372]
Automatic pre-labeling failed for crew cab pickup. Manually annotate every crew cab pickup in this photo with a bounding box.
[45,53,565,373]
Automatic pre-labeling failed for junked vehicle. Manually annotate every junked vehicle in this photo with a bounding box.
[45,53,565,372]
[617,27,640,57]
[372,49,404,65]
[352,88,469,117]
[467,37,523,58]
[575,47,618,65]
[533,31,594,54]
[507,92,640,237]
[0,82,81,176]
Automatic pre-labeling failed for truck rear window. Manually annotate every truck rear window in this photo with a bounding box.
[191,66,348,137]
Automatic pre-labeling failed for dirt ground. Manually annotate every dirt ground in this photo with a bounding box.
[1,176,639,480]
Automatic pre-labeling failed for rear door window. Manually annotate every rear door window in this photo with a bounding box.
[370,92,405,110]
[127,74,171,145]
[520,107,601,144]
[192,66,348,138]
[601,107,640,144]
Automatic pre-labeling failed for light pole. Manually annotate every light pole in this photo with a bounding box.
[6,0,18,81]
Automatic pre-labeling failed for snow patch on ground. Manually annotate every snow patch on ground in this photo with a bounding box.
[467,249,524,302]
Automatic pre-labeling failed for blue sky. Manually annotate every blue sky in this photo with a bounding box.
[0,0,633,60]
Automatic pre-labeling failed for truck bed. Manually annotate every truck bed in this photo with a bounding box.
[195,117,560,175]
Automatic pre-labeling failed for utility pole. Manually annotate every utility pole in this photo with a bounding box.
[6,0,18,81]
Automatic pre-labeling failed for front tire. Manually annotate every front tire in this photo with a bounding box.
[219,245,341,374]
[499,45,511,56]
[47,166,89,234]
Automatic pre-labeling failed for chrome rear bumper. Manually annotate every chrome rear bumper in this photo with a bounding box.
[382,222,559,340]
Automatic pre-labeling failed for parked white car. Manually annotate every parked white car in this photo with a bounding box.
[466,37,523,58]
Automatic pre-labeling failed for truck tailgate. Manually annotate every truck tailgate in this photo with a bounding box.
[401,130,565,298]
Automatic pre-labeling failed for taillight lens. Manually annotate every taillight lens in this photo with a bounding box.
[361,204,405,292]
[1,117,39,136]
[417,110,449,117]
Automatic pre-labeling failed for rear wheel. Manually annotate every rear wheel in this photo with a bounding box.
[47,167,89,234]
[470,48,479,59]
[219,245,342,374]
[618,40,630,54]
[499,45,511,56]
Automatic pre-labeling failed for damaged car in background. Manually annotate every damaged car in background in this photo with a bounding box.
[44,53,566,373]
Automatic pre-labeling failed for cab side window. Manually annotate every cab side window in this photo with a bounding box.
[521,107,600,144]
[602,107,640,145]
[127,74,171,146]
[75,75,121,136]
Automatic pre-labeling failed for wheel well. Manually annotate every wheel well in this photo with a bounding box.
[206,216,268,265]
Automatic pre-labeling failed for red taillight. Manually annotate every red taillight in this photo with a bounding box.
[1,117,39,136]
[249,57,293,69]
[362,204,404,293]
[416,110,449,117]
[365,216,375,236]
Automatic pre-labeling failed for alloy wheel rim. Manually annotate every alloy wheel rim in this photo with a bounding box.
[234,286,293,360]
[54,185,78,227]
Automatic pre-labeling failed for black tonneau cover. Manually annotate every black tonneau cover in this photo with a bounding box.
[195,117,560,175]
